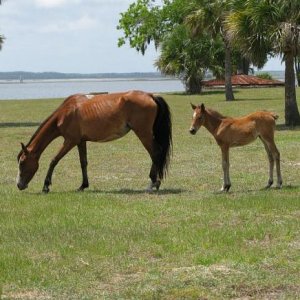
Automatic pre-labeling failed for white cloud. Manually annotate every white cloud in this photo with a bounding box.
[39,15,98,32]
[34,0,82,8]
[35,0,67,7]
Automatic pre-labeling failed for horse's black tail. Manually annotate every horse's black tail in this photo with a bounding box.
[152,95,172,179]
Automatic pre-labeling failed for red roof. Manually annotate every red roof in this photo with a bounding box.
[202,74,284,87]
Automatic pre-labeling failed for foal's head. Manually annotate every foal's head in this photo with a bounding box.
[189,103,206,135]
[16,143,39,190]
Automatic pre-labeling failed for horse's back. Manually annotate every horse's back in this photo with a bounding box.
[56,91,158,142]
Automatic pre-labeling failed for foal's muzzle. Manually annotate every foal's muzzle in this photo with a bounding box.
[189,127,196,135]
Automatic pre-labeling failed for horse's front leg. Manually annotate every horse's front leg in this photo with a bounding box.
[77,141,89,191]
[221,146,231,192]
[42,141,75,193]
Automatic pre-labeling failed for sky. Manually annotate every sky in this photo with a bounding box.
[0,0,284,74]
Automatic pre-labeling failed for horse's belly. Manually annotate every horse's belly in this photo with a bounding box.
[82,123,131,142]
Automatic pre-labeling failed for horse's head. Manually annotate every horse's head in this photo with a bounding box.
[16,143,39,190]
[189,103,206,135]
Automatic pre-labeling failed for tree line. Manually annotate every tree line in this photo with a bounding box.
[117,0,300,126]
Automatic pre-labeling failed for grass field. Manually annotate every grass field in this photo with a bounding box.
[0,87,299,299]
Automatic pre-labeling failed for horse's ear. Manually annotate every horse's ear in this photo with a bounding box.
[21,142,29,155]
[200,103,205,111]
[190,103,197,110]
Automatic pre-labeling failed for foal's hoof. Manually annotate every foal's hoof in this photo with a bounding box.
[265,180,273,189]
[221,184,231,192]
[146,181,161,193]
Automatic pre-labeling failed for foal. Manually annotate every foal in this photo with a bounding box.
[189,103,282,191]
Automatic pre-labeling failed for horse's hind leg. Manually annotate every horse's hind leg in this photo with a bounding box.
[133,129,161,191]
[77,141,89,191]
[148,140,162,191]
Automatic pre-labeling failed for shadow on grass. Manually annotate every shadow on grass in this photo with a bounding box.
[0,122,40,128]
[211,184,299,195]
[88,188,187,195]
[276,124,300,131]
[31,188,187,196]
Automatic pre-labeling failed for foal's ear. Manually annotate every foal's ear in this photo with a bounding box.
[200,103,205,110]
[190,103,197,110]
[21,142,29,155]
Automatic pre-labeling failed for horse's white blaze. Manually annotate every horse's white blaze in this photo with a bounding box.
[16,160,21,184]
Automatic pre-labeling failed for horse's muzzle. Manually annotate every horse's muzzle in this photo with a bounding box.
[17,182,28,190]
[189,128,196,135]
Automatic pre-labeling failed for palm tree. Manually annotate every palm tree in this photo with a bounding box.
[228,0,300,126]
[186,0,235,101]
[295,56,300,86]
[155,25,225,94]
[0,35,4,48]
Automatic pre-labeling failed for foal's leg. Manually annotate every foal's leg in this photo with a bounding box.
[267,141,282,188]
[260,136,282,188]
[43,140,75,193]
[77,141,89,191]
[259,137,274,188]
[221,145,231,192]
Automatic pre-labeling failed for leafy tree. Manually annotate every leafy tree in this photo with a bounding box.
[117,0,236,96]
[118,0,212,93]
[185,0,235,100]
[117,0,187,54]
[155,25,224,93]
[228,0,300,126]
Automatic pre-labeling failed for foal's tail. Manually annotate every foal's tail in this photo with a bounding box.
[152,95,173,179]
[271,112,279,120]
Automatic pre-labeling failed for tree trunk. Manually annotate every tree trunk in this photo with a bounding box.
[237,57,250,75]
[224,40,234,101]
[285,53,300,126]
[295,57,300,86]
[185,74,202,94]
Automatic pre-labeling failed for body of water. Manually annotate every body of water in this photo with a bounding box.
[0,71,286,100]
[0,78,185,100]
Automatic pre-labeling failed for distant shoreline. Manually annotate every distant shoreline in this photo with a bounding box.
[0,70,285,82]
[0,77,179,85]
[0,71,168,81]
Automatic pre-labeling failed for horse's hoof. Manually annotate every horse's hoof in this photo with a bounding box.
[146,181,161,193]
[42,187,49,193]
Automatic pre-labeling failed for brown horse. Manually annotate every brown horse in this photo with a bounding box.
[17,90,172,193]
[189,103,282,191]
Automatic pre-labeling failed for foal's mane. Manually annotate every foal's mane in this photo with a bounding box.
[206,108,227,119]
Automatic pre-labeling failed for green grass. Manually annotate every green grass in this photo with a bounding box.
[0,88,300,299]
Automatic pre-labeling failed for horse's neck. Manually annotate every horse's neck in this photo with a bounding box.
[28,117,59,158]
[204,111,222,134]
